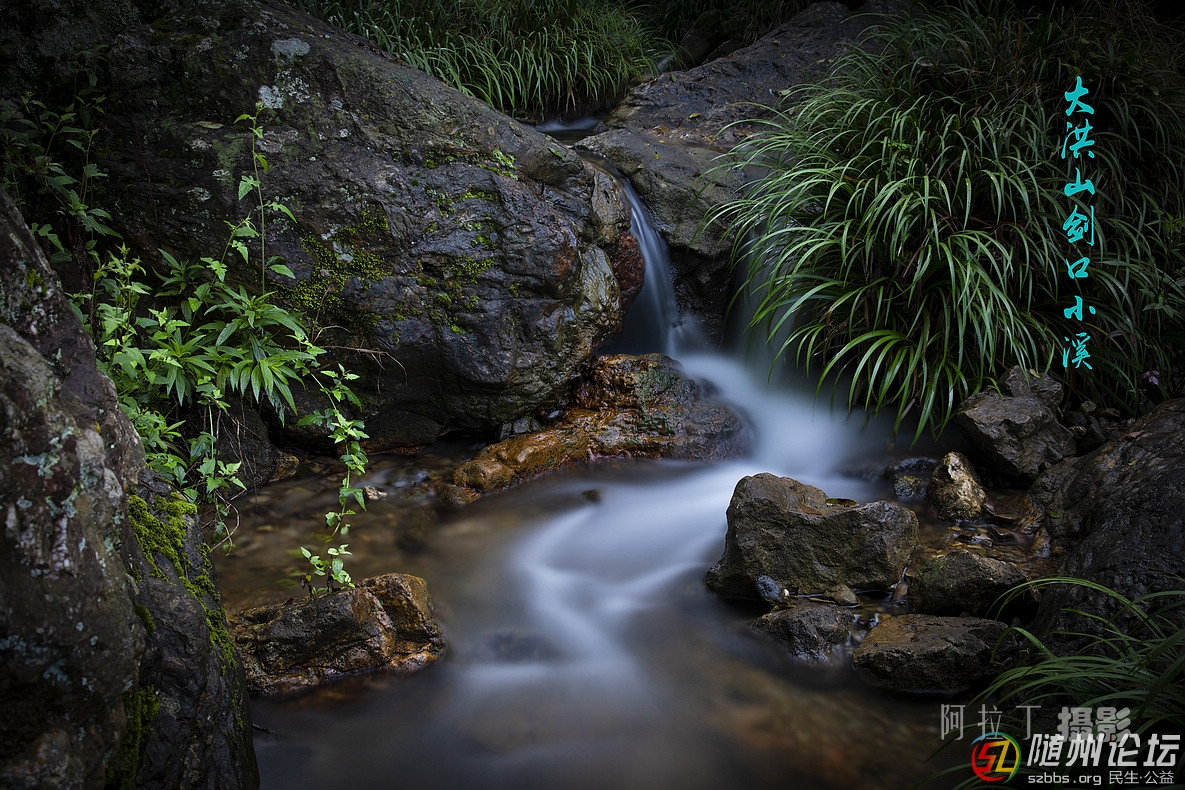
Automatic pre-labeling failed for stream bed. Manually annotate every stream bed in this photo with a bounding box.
[213,167,970,789]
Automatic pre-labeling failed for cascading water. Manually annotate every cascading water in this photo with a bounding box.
[595,157,685,357]
[244,168,959,790]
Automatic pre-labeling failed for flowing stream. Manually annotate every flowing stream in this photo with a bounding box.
[223,169,966,789]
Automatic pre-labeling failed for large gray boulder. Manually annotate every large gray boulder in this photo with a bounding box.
[706,473,919,601]
[1,0,642,452]
[0,328,144,789]
[852,614,1011,692]
[230,573,445,695]
[1,183,145,789]
[956,369,1076,482]
[1026,398,1185,632]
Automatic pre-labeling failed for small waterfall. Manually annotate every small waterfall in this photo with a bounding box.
[582,155,684,356]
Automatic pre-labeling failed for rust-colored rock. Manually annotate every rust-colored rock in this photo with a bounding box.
[453,458,516,490]
[452,354,749,494]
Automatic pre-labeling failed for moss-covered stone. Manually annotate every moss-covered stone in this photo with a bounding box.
[285,204,393,332]
[134,604,156,634]
[120,480,259,786]
[21,0,638,453]
[127,494,235,668]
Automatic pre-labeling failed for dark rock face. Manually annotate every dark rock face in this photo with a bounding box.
[606,1,909,146]
[1,0,641,452]
[753,602,855,664]
[452,354,749,493]
[0,186,144,788]
[230,573,445,695]
[852,614,1010,692]
[1,186,258,788]
[120,482,258,790]
[216,393,283,493]
[1026,399,1185,631]
[926,452,987,521]
[579,1,911,333]
[956,370,1076,482]
[908,550,1029,619]
[0,330,144,788]
[706,473,919,601]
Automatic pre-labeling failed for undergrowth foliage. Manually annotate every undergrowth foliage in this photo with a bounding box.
[714,1,1185,437]
[292,0,661,119]
[989,578,1185,736]
[3,93,367,591]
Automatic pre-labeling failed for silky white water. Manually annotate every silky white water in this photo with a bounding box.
[244,172,958,790]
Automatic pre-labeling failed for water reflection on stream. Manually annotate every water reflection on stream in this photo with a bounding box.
[215,163,967,789]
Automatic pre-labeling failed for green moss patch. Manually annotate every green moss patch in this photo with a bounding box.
[105,685,159,790]
[284,204,393,332]
[128,495,235,669]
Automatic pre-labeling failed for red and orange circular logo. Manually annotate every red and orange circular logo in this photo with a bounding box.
[970,731,1022,783]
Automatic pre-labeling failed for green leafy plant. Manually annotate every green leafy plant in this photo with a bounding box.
[291,0,662,119]
[297,366,369,595]
[1,86,118,269]
[299,544,353,593]
[4,83,375,583]
[713,1,1185,438]
[230,108,298,290]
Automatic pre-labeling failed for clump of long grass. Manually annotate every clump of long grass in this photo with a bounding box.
[989,577,1185,734]
[713,1,1185,437]
[926,576,1185,788]
[291,0,663,120]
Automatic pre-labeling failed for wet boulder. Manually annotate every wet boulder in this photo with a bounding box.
[753,602,856,664]
[908,549,1030,618]
[452,354,749,493]
[1026,398,1185,633]
[926,452,987,521]
[852,614,1011,692]
[230,573,445,695]
[1,0,642,452]
[956,368,1076,482]
[705,473,919,601]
